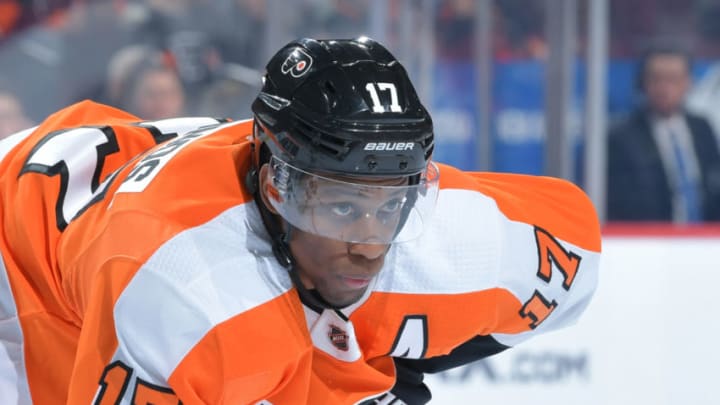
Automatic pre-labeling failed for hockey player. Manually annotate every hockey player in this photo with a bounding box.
[0,37,600,404]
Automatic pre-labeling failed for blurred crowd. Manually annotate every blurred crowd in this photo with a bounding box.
[0,0,406,135]
[0,0,272,134]
[0,0,561,141]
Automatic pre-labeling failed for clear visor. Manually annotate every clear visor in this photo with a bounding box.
[264,156,440,244]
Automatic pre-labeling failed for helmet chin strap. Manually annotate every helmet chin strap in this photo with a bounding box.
[246,160,339,312]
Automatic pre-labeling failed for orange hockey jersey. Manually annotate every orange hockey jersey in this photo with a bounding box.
[0,101,601,404]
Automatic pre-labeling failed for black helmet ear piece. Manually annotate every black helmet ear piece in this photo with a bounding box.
[245,123,276,196]
[244,131,259,195]
[244,167,258,195]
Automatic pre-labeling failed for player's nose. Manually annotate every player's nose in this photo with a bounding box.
[347,241,387,261]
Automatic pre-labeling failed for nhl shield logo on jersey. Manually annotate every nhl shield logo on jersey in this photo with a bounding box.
[281,48,313,78]
[328,324,349,351]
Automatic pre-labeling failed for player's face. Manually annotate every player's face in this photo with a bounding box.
[132,69,185,120]
[287,175,406,307]
[259,159,439,307]
[290,228,389,307]
[644,53,690,116]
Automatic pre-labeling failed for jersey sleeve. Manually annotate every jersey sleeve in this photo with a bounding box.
[439,163,601,346]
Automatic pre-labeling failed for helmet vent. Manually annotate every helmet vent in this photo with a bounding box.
[421,132,434,160]
[323,81,337,95]
[424,145,434,160]
[322,80,338,110]
[293,120,350,158]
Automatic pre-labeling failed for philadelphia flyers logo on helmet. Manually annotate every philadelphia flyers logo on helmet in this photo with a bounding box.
[281,48,313,78]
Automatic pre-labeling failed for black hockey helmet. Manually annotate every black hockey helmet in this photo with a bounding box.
[251,36,434,177]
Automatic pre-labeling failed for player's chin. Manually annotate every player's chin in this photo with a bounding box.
[322,287,367,308]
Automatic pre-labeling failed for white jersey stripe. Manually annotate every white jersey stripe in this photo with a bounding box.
[110,202,292,389]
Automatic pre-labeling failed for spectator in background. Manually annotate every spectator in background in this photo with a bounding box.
[607,46,720,222]
[126,1,238,115]
[0,88,33,139]
[493,0,546,61]
[435,0,474,60]
[105,45,186,120]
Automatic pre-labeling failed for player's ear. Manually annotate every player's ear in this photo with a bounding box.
[258,163,280,215]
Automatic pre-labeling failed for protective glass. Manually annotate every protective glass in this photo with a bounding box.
[264,156,440,244]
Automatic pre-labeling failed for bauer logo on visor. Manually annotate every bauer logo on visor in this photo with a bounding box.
[281,48,313,78]
[265,156,440,244]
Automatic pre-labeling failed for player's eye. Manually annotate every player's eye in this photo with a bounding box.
[376,197,406,222]
[379,197,404,214]
[329,202,356,217]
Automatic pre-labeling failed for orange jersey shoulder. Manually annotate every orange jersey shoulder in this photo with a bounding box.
[59,117,254,315]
